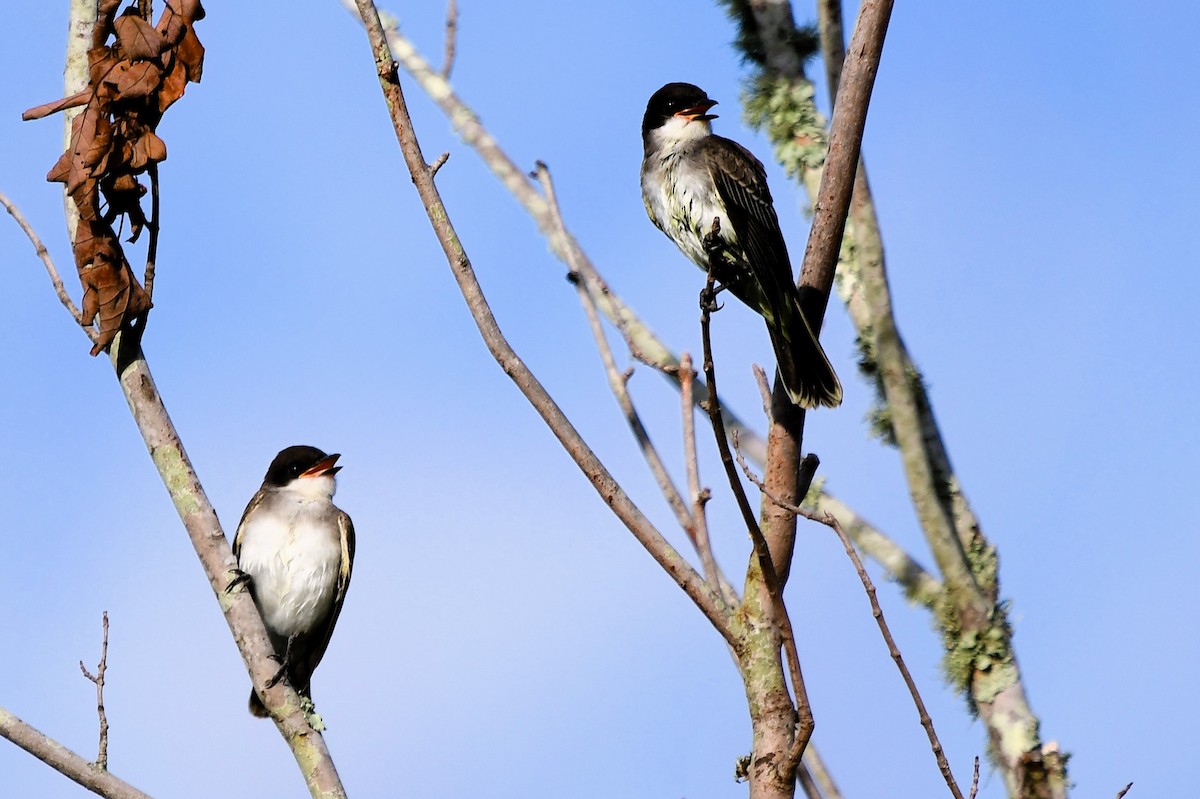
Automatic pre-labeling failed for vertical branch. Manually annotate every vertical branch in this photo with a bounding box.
[441,0,457,78]
[796,0,893,310]
[758,0,894,595]
[143,163,159,300]
[680,353,733,604]
[78,611,110,771]
[698,261,813,780]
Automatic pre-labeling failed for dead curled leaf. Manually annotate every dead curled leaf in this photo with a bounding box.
[23,0,204,354]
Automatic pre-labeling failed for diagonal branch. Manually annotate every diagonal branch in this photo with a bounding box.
[349,0,737,644]
[535,162,695,544]
[0,190,95,341]
[737,450,966,799]
[339,0,773,466]
[0,707,153,799]
[39,4,351,796]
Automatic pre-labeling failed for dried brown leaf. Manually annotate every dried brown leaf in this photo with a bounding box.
[75,222,152,355]
[21,89,92,122]
[130,131,167,169]
[87,45,120,86]
[109,60,163,100]
[113,11,169,60]
[157,58,188,113]
[94,0,123,49]
[175,27,205,82]
[24,0,202,353]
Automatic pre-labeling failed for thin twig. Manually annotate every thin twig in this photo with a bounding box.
[752,363,773,422]
[735,449,965,799]
[802,744,845,799]
[428,151,450,177]
[350,0,737,645]
[78,611,110,770]
[680,352,734,604]
[968,756,980,799]
[698,258,812,768]
[440,0,457,79]
[0,190,96,342]
[796,761,823,799]
[535,162,699,555]
[1114,783,1133,799]
[143,162,159,301]
[811,491,943,607]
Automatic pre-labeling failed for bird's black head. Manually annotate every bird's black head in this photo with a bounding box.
[641,82,718,140]
[263,445,342,487]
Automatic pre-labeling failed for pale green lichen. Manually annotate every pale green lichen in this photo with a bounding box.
[939,597,1016,716]
[742,75,829,183]
[150,445,201,516]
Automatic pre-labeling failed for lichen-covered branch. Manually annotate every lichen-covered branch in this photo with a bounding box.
[730,1,1064,795]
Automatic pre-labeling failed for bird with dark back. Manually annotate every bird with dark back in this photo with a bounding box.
[640,81,842,409]
[232,445,355,718]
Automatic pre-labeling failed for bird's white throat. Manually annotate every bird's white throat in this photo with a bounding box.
[649,115,713,150]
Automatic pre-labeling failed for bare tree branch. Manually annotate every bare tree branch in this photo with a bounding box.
[348,0,738,645]
[0,706,154,799]
[0,190,95,341]
[143,163,159,301]
[698,261,812,777]
[78,611,110,770]
[801,744,844,799]
[736,449,967,799]
[441,0,457,78]
[338,0,773,465]
[808,491,942,607]
[36,4,352,796]
[680,352,735,604]
[535,162,696,544]
[755,0,895,598]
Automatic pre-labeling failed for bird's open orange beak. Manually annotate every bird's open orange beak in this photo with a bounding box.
[676,99,718,121]
[301,453,342,478]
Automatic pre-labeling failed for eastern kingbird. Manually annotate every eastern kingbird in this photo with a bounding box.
[640,82,843,408]
[232,445,355,718]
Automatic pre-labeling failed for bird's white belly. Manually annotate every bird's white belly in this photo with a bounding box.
[238,513,342,637]
[643,154,734,268]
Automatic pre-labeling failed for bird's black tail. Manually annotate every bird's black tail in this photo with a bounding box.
[249,689,270,718]
[766,306,842,409]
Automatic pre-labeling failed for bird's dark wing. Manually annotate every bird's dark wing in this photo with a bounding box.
[295,510,356,692]
[231,489,267,560]
[702,136,798,329]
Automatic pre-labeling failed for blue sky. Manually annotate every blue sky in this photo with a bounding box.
[1,2,1194,798]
